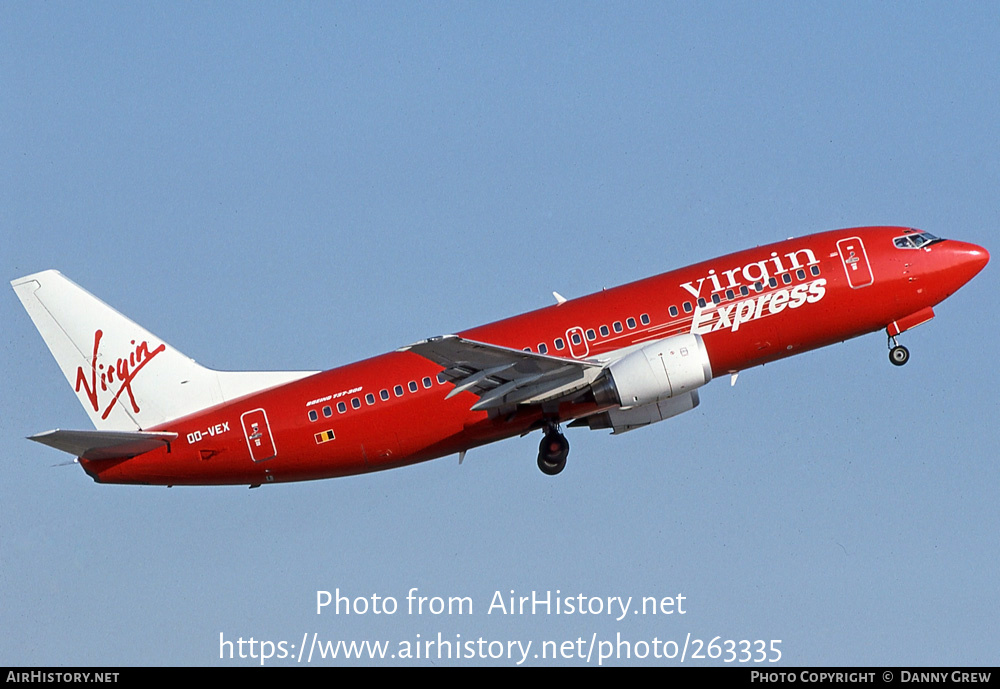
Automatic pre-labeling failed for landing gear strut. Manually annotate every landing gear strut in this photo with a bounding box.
[888,335,909,366]
[537,423,569,476]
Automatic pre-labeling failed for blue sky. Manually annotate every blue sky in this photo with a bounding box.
[2,3,997,666]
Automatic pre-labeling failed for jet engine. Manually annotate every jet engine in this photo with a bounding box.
[581,333,712,434]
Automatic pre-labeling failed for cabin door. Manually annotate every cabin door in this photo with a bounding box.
[241,408,277,462]
[837,237,874,288]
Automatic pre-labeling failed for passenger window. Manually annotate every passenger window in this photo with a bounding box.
[810,265,820,276]
[769,277,778,288]
[323,406,332,417]
[683,302,692,313]
[613,321,623,333]
[538,343,548,354]
[422,377,432,388]
[571,332,582,345]
[740,286,749,296]
[669,305,678,317]
[365,393,375,405]
[725,289,734,300]
[408,381,418,393]
[754,281,763,292]
[351,398,361,409]
[555,337,565,350]
[394,385,404,397]
[437,373,447,384]
[711,294,721,305]
[626,317,636,329]
[308,410,318,422]
[586,329,596,341]
[697,298,706,308]
[599,325,609,337]
[796,269,806,280]
[380,389,390,401]
[337,402,347,413]
[640,314,649,325]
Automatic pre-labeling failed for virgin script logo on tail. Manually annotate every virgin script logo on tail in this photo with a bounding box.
[74,330,166,420]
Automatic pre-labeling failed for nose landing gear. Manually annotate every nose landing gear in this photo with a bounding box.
[888,335,910,366]
[537,424,569,476]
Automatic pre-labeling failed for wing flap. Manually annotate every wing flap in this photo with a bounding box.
[399,335,604,411]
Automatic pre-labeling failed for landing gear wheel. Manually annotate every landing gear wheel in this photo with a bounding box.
[537,452,566,476]
[537,430,569,476]
[889,345,910,366]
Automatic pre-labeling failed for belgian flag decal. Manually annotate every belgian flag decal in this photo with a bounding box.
[314,429,336,444]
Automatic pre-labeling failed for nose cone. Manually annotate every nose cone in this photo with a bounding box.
[941,240,989,292]
[970,243,989,273]
[953,240,989,279]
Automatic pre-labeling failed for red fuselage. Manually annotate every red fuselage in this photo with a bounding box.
[81,226,988,486]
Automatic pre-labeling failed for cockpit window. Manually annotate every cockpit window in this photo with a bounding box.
[893,231,943,249]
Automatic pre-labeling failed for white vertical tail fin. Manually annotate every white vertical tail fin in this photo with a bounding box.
[11,270,316,431]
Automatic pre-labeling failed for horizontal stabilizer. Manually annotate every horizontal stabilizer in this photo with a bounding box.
[29,429,178,461]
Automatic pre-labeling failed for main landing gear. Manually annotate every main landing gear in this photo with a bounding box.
[537,423,569,476]
[888,335,910,367]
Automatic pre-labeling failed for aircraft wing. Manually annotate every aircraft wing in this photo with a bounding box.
[398,335,605,412]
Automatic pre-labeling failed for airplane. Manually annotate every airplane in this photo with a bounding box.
[11,226,988,486]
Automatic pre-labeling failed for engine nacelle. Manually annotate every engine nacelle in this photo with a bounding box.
[591,333,713,409]
[581,389,700,434]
